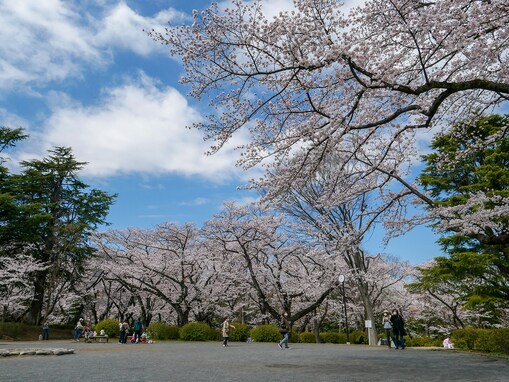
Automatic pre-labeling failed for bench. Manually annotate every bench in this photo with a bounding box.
[85,335,109,343]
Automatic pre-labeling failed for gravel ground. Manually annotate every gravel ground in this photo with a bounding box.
[1,340,508,382]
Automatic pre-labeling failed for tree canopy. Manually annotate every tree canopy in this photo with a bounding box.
[410,114,509,310]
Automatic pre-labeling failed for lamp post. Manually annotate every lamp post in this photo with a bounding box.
[338,274,350,344]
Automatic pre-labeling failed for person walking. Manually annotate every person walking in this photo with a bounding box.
[133,319,143,343]
[221,317,235,347]
[73,318,84,342]
[390,309,406,350]
[42,322,49,340]
[382,310,392,348]
[278,311,291,350]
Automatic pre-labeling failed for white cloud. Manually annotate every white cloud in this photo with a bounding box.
[0,0,183,92]
[0,0,101,90]
[24,72,249,181]
[93,3,183,56]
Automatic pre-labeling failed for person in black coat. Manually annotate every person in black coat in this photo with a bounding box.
[390,309,406,349]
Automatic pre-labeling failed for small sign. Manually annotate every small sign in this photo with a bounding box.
[365,320,372,328]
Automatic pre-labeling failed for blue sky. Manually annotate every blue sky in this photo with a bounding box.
[0,0,442,264]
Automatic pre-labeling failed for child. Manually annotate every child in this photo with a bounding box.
[443,337,454,349]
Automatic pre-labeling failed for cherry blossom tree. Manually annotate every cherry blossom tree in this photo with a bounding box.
[151,0,508,204]
[92,223,213,326]
[0,249,48,322]
[203,202,346,329]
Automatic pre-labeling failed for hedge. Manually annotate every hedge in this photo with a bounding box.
[453,328,509,354]
[147,322,179,340]
[179,322,216,341]
[229,322,251,342]
[300,332,316,343]
[249,324,281,342]
[94,319,119,338]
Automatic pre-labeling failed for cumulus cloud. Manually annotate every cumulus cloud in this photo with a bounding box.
[93,3,185,56]
[0,0,182,92]
[27,72,249,181]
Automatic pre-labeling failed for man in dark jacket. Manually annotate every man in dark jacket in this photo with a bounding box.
[390,309,406,349]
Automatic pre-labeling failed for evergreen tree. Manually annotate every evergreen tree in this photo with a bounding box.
[0,146,116,324]
[410,114,509,316]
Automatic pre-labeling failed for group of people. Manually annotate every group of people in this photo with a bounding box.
[119,319,145,344]
[382,309,406,349]
[72,318,109,342]
[68,317,147,343]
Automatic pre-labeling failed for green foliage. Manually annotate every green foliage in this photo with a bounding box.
[0,146,116,324]
[0,127,27,158]
[147,322,179,340]
[414,113,509,307]
[405,336,435,347]
[452,328,509,354]
[249,324,281,343]
[290,330,300,343]
[179,322,214,341]
[320,331,342,344]
[475,329,509,353]
[94,319,119,338]
[452,328,480,350]
[229,322,250,342]
[299,332,316,343]
[350,331,368,344]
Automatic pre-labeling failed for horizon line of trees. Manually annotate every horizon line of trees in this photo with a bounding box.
[1,110,507,341]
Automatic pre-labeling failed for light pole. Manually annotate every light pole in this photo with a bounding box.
[338,274,350,344]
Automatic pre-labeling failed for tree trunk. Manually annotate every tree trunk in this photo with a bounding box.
[25,273,46,325]
[357,280,378,346]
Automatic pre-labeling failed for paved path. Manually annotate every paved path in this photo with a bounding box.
[1,340,508,382]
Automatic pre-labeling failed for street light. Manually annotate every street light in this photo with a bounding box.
[338,274,350,344]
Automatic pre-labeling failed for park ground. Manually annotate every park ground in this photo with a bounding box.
[1,340,509,382]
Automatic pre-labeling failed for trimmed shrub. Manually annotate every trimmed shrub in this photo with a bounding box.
[290,330,300,343]
[300,332,316,343]
[351,331,368,344]
[146,322,180,340]
[405,336,434,347]
[94,319,119,338]
[230,322,250,342]
[431,338,443,347]
[249,324,281,343]
[471,329,509,353]
[180,322,214,341]
[338,333,348,344]
[452,328,479,350]
[320,331,341,344]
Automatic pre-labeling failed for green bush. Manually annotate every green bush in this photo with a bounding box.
[406,336,434,347]
[249,324,281,343]
[471,329,509,353]
[230,322,250,342]
[300,332,316,343]
[320,331,341,344]
[290,330,300,343]
[351,331,368,344]
[431,338,443,347]
[452,328,479,350]
[94,319,119,338]
[180,322,214,341]
[147,322,179,340]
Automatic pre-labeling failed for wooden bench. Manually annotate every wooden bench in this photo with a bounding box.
[85,335,109,343]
